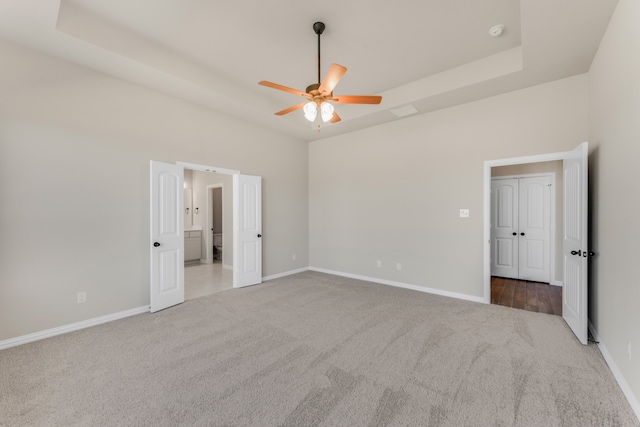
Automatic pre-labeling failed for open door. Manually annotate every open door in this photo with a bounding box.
[150,161,184,312]
[233,174,262,288]
[562,142,588,344]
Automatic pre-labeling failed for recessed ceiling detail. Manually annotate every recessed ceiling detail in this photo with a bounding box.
[0,0,619,142]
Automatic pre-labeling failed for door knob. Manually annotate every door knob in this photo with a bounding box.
[589,251,596,256]
[257,234,262,238]
[512,232,517,236]
[520,232,525,236]
[153,242,160,247]
[571,250,582,256]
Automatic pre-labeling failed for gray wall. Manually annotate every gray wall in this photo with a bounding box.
[588,0,640,409]
[309,75,588,298]
[0,39,309,341]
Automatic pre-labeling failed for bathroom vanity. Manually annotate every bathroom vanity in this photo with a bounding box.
[185,228,202,262]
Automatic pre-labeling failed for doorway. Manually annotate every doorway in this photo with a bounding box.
[184,172,232,300]
[483,143,589,344]
[150,160,263,313]
[484,154,567,304]
[206,184,224,265]
[489,166,560,316]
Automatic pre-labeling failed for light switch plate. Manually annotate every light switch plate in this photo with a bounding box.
[460,209,470,218]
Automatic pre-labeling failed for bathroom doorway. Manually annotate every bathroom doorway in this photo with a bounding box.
[184,171,233,300]
[207,184,223,265]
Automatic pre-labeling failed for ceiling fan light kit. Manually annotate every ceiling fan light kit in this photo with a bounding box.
[258,22,382,129]
[303,102,318,121]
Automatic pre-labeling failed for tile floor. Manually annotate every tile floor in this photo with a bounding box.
[184,260,233,300]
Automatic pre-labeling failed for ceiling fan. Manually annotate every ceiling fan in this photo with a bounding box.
[259,22,382,125]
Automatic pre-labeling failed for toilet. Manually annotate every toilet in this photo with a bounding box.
[213,234,223,260]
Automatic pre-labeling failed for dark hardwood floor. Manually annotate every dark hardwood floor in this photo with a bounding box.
[491,276,562,316]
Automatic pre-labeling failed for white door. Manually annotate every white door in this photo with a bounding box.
[150,161,184,312]
[491,177,550,282]
[562,142,588,345]
[518,177,551,282]
[233,174,262,288]
[491,179,519,279]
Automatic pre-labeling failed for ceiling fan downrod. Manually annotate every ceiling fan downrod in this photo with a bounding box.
[313,22,325,86]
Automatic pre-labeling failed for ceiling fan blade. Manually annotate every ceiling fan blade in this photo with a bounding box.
[331,95,382,105]
[318,64,347,95]
[330,112,341,123]
[259,81,309,98]
[275,102,306,116]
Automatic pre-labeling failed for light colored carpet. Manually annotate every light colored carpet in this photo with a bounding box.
[1,271,638,426]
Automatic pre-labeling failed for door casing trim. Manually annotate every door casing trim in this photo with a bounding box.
[483,151,569,304]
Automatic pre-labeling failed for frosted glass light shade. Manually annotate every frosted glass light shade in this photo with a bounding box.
[320,102,334,122]
[303,102,317,122]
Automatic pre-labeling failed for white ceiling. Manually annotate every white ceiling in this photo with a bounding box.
[0,0,618,142]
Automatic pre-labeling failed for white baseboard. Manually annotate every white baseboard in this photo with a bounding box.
[0,305,149,351]
[309,266,485,304]
[263,267,309,282]
[589,321,640,422]
[550,280,563,287]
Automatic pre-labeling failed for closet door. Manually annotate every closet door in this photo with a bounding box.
[491,176,551,282]
[518,177,551,282]
[491,179,519,279]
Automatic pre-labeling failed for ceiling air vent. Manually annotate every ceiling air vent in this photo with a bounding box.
[390,104,419,118]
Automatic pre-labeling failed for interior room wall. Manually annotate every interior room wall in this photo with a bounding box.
[491,161,563,284]
[184,169,193,189]
[0,39,309,342]
[191,171,232,267]
[309,74,588,299]
[588,0,640,412]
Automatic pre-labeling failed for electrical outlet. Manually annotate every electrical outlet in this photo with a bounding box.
[77,292,87,304]
[292,253,296,261]
[376,260,382,268]
[396,263,402,271]
[629,342,632,360]
[460,209,470,218]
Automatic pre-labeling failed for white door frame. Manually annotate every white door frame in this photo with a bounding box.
[483,151,568,303]
[491,173,556,284]
[205,184,224,265]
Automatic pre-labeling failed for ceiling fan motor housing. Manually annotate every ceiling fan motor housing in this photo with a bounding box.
[306,83,320,93]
